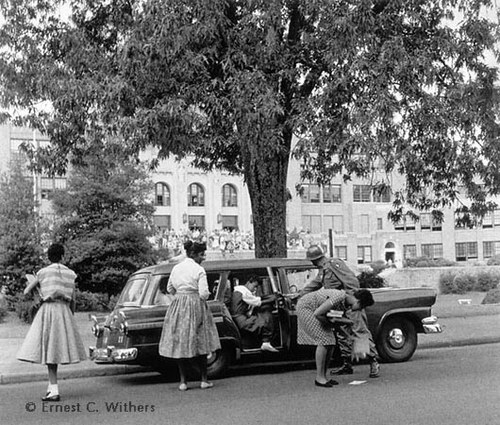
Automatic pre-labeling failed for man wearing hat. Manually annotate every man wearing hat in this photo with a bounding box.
[301,245,380,378]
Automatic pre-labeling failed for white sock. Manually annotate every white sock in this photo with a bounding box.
[48,384,59,395]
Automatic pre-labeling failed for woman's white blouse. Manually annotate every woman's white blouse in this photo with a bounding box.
[167,257,210,300]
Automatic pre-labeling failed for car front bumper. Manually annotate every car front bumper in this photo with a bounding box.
[422,316,442,334]
[89,346,138,363]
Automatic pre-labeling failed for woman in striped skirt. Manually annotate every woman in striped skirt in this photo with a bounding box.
[17,243,86,401]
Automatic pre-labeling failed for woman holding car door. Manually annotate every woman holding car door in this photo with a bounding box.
[158,240,220,391]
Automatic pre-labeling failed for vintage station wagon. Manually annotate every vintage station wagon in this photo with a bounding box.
[89,258,442,378]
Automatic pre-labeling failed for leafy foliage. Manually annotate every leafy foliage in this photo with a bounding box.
[482,287,500,304]
[404,256,457,268]
[358,271,386,288]
[50,151,156,294]
[0,0,499,256]
[439,269,500,293]
[0,158,45,298]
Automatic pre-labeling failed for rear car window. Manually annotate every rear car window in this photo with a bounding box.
[117,275,149,306]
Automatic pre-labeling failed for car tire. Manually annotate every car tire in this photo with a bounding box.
[207,345,232,379]
[376,316,417,362]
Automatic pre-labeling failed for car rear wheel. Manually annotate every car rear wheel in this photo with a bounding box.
[376,316,417,362]
[207,345,232,379]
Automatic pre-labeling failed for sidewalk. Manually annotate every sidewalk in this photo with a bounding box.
[1,293,499,385]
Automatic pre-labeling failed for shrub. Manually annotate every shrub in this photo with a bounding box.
[358,272,385,288]
[453,273,476,294]
[74,290,110,312]
[439,272,456,294]
[475,271,500,292]
[367,260,387,275]
[405,256,457,268]
[486,255,500,266]
[0,304,7,323]
[108,294,119,311]
[482,288,500,304]
[14,295,40,324]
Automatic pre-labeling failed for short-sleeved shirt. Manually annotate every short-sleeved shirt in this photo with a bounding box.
[167,257,210,300]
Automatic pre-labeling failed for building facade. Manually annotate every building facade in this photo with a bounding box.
[2,123,500,265]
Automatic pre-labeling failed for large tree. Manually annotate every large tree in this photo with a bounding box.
[0,0,499,257]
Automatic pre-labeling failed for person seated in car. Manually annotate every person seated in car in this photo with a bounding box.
[231,276,279,353]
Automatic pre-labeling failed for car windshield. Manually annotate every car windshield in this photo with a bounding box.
[117,275,149,306]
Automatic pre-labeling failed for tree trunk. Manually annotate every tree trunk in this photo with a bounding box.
[243,136,290,258]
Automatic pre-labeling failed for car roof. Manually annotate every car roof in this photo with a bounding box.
[132,258,316,276]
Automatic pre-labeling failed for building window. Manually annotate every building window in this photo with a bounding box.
[482,210,500,228]
[422,243,443,259]
[188,183,205,206]
[455,212,477,229]
[377,218,383,230]
[153,215,171,230]
[302,215,321,233]
[324,215,344,234]
[40,177,67,200]
[188,215,205,230]
[323,184,341,203]
[353,185,371,202]
[483,241,500,259]
[373,187,391,203]
[395,217,416,232]
[155,182,170,206]
[357,246,372,264]
[335,246,347,260]
[420,213,431,230]
[222,184,237,207]
[420,213,442,231]
[403,245,417,259]
[455,242,478,261]
[300,183,320,203]
[221,215,238,231]
[360,214,370,234]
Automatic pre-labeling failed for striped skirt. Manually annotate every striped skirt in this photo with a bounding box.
[17,301,87,365]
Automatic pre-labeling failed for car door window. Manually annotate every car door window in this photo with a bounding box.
[153,275,174,306]
[284,268,319,293]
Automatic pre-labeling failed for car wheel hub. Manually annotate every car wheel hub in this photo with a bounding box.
[388,328,405,349]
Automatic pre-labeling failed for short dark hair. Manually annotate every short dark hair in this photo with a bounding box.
[48,243,64,263]
[353,289,374,309]
[247,275,260,285]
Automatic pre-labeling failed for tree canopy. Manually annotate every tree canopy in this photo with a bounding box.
[50,148,157,293]
[0,157,45,297]
[1,0,499,257]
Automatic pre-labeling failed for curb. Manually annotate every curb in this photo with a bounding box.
[0,365,147,385]
[419,336,500,351]
[2,338,500,385]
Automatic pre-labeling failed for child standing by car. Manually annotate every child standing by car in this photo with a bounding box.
[17,243,86,401]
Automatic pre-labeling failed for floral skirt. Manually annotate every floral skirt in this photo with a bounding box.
[17,301,87,365]
[158,294,221,359]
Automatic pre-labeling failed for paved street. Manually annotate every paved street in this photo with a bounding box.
[1,343,499,425]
